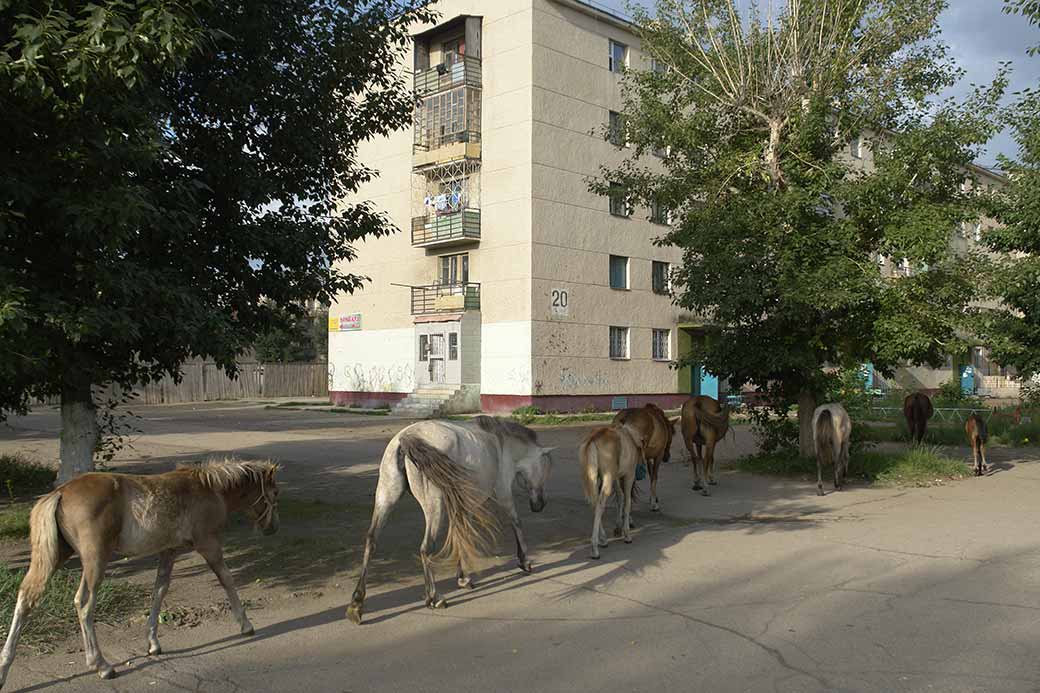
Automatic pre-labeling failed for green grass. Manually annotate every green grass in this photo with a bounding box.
[0,565,147,652]
[736,446,969,488]
[858,417,1040,447]
[0,505,32,541]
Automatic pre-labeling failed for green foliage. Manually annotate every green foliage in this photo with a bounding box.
[1022,380,1040,408]
[511,406,541,425]
[254,309,328,363]
[981,3,1040,376]
[0,454,55,497]
[596,0,1004,437]
[0,1,435,423]
[736,446,968,487]
[747,405,799,454]
[0,566,146,652]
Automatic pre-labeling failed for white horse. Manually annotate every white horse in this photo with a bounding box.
[813,402,852,496]
[346,416,555,625]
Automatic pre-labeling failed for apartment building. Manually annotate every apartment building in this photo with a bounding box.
[328,0,703,414]
[327,0,1010,413]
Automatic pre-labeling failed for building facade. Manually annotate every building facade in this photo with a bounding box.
[327,0,1010,412]
[328,0,704,413]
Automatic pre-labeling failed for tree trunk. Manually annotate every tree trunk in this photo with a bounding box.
[58,379,98,485]
[798,388,817,458]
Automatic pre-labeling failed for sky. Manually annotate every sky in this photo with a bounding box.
[595,0,1040,167]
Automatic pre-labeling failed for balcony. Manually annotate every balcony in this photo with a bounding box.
[411,209,480,248]
[411,283,480,315]
[413,85,481,166]
[414,56,481,97]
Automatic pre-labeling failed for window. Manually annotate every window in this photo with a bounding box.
[421,86,476,148]
[651,199,669,225]
[609,255,629,290]
[440,253,469,285]
[442,37,465,66]
[448,332,458,360]
[899,258,912,277]
[608,110,626,147]
[972,221,982,242]
[609,182,630,217]
[850,135,863,159]
[652,261,670,294]
[652,329,671,360]
[609,326,629,359]
[609,40,628,73]
[419,335,430,362]
[651,58,667,74]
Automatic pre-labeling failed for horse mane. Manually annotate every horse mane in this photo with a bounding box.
[179,458,279,491]
[473,416,540,445]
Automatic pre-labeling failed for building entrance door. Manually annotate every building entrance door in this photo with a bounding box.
[429,334,446,384]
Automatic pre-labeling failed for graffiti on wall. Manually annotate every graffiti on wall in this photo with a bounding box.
[558,367,608,391]
[329,351,414,392]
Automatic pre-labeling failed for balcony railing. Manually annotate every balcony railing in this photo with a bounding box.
[414,128,481,153]
[411,209,480,247]
[411,283,481,315]
[414,56,481,97]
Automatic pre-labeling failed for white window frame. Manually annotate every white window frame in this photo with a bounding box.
[652,261,670,294]
[900,258,912,277]
[609,39,628,73]
[652,329,671,361]
[609,326,630,360]
[972,221,982,242]
[609,254,629,290]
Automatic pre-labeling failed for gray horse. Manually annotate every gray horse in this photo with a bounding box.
[346,416,554,625]
[813,402,852,495]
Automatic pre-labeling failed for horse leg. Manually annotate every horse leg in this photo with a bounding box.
[196,541,253,636]
[816,454,824,496]
[971,439,980,477]
[75,550,116,680]
[146,550,175,655]
[706,437,718,486]
[613,480,625,538]
[981,440,988,475]
[622,477,634,544]
[419,499,448,610]
[497,496,533,575]
[347,464,406,625]
[590,477,612,559]
[649,457,661,512]
[690,441,706,492]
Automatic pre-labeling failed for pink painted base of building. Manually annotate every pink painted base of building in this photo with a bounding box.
[329,391,690,414]
[479,393,690,413]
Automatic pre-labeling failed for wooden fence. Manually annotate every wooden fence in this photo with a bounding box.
[34,362,329,407]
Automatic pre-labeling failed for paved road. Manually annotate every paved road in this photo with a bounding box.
[2,402,1040,692]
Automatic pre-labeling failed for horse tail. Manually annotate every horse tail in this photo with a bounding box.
[815,409,834,468]
[398,435,500,569]
[699,406,730,438]
[580,436,600,505]
[975,415,988,445]
[22,491,64,607]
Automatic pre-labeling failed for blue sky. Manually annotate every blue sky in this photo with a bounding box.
[595,0,1039,166]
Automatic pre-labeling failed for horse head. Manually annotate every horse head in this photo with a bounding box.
[517,445,555,513]
[244,464,281,536]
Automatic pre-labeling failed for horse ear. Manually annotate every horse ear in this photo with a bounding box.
[541,447,557,455]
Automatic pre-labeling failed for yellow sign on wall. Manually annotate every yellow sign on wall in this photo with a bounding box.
[329,314,362,332]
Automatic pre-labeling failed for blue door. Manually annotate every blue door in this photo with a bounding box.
[960,365,976,395]
[692,365,719,400]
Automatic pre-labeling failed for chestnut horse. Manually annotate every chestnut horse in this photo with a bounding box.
[0,459,280,688]
[612,404,678,511]
[680,395,730,496]
[903,392,934,444]
[965,413,988,476]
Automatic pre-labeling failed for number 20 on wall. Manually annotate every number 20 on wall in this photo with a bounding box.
[551,288,569,317]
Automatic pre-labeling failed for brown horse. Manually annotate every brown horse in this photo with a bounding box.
[680,395,730,496]
[903,392,934,444]
[965,413,988,476]
[612,404,679,511]
[0,459,280,688]
[580,424,643,559]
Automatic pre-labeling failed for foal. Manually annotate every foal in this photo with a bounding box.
[580,424,644,559]
[965,413,989,476]
[0,459,279,688]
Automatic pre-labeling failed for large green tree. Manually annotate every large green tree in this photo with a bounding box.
[598,0,1003,454]
[980,0,1040,378]
[0,0,434,481]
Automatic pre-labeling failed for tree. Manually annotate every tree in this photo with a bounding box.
[980,0,1040,378]
[254,306,328,363]
[597,0,1003,454]
[0,1,435,481]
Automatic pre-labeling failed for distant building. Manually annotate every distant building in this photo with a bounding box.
[327,0,1012,413]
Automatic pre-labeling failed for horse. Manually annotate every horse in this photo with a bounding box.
[346,416,554,625]
[579,424,643,559]
[612,404,679,511]
[965,413,988,476]
[903,392,934,444]
[813,403,852,496]
[680,395,730,496]
[0,459,280,687]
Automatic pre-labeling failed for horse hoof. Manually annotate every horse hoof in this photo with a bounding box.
[240,623,255,637]
[650,504,660,512]
[692,483,703,491]
[708,480,718,486]
[458,576,474,589]
[519,560,534,574]
[701,489,711,497]
[623,537,632,544]
[432,598,448,610]
[590,552,601,560]
[97,666,116,681]
[613,527,623,538]
[346,603,364,625]
[817,488,825,496]
[148,644,162,656]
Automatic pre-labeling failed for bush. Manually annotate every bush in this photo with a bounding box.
[0,455,55,499]
[747,406,799,453]
[1021,380,1040,409]
[736,446,967,487]
[511,405,541,425]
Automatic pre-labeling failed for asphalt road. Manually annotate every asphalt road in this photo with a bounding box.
[2,402,1040,693]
